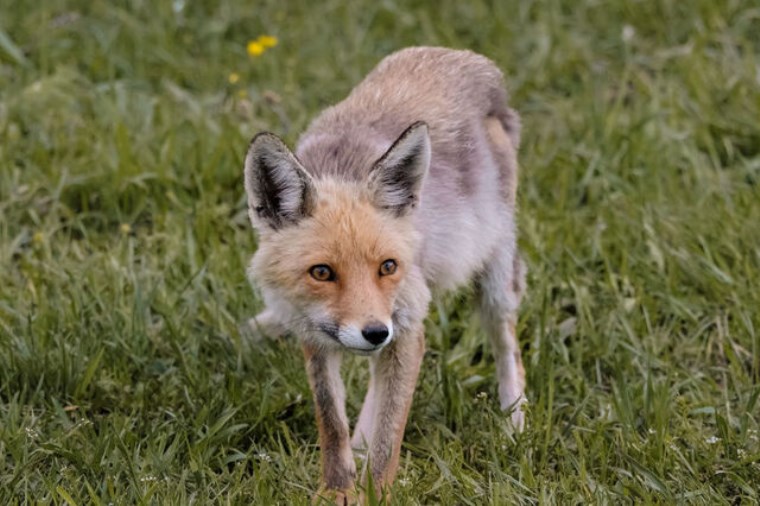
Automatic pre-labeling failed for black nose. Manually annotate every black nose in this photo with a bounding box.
[361,323,389,345]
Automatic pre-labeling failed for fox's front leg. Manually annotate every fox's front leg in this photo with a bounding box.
[363,326,424,495]
[303,344,357,503]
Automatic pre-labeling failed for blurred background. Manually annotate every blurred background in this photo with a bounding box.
[1,0,759,503]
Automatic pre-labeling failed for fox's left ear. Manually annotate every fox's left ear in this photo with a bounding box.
[369,121,431,216]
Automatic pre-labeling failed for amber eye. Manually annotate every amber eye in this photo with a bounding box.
[309,264,335,282]
[379,259,398,276]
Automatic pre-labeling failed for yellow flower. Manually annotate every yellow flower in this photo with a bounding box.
[228,72,240,84]
[120,223,132,235]
[257,35,278,48]
[247,41,265,57]
[32,232,44,245]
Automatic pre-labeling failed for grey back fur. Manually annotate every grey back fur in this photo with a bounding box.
[295,46,521,292]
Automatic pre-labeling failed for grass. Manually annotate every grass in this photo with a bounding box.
[1,0,759,503]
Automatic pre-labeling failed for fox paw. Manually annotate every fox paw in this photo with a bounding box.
[503,395,527,432]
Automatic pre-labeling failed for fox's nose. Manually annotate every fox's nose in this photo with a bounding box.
[361,322,389,345]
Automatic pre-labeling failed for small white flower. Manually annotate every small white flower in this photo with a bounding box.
[705,436,720,445]
[256,451,272,462]
[622,25,635,43]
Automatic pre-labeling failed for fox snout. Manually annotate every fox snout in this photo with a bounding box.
[333,320,394,353]
[362,321,390,345]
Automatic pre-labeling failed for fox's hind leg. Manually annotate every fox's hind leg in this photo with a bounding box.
[478,250,527,430]
[351,359,376,451]
[247,309,288,340]
[246,292,294,340]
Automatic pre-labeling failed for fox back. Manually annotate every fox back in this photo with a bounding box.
[298,47,520,290]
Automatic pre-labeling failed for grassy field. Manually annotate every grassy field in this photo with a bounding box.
[1,0,759,503]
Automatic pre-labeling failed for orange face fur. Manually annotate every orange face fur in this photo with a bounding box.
[252,180,419,353]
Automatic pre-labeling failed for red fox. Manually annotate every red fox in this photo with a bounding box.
[243,47,526,503]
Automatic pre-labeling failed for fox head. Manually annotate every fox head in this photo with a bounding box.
[244,122,431,353]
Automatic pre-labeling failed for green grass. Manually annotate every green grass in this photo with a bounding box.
[1,0,759,503]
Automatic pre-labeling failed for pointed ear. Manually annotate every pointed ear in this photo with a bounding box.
[368,121,431,216]
[244,132,316,230]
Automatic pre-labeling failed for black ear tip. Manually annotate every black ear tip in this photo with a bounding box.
[398,122,430,147]
[407,121,429,133]
[248,131,286,151]
[249,131,273,145]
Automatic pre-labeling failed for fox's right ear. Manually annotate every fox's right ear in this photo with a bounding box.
[244,133,316,230]
[369,121,431,217]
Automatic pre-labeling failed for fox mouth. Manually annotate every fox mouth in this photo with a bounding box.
[317,322,341,342]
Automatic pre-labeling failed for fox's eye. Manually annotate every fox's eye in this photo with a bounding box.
[379,259,398,276]
[309,264,335,282]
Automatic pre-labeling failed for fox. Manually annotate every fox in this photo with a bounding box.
[243,46,526,503]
